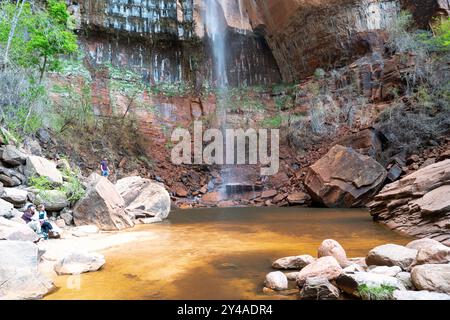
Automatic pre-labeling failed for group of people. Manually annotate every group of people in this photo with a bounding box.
[21,204,57,240]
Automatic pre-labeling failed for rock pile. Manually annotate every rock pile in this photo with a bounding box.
[263,238,450,300]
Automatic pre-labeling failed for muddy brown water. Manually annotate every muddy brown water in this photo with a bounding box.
[45,207,411,300]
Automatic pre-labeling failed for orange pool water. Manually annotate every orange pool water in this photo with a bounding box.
[45,207,411,300]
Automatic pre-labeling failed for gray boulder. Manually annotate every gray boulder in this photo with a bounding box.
[300,276,340,300]
[411,264,450,294]
[115,176,171,219]
[366,244,417,270]
[395,271,414,290]
[1,187,28,207]
[0,217,39,242]
[36,190,69,212]
[54,251,105,275]
[0,198,20,218]
[264,271,288,291]
[272,255,315,270]
[0,145,27,166]
[24,156,63,185]
[0,241,54,299]
[73,174,133,231]
[368,265,402,277]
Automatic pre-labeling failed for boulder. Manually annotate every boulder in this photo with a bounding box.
[0,217,40,242]
[0,241,54,299]
[272,255,315,270]
[296,256,342,287]
[411,264,450,294]
[413,244,450,266]
[300,276,340,300]
[73,174,134,231]
[0,198,20,218]
[54,251,105,275]
[305,145,387,207]
[317,239,348,267]
[36,190,69,212]
[343,264,366,274]
[368,160,450,241]
[285,272,300,281]
[60,209,74,226]
[406,238,442,251]
[395,271,414,290]
[393,290,450,300]
[115,176,171,219]
[0,174,21,187]
[286,192,311,205]
[368,265,402,277]
[264,271,288,291]
[24,156,63,185]
[334,128,382,161]
[1,188,28,207]
[0,145,27,166]
[335,272,406,298]
[366,244,417,270]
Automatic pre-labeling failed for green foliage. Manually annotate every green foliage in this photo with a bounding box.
[262,115,282,128]
[28,175,54,191]
[59,167,85,204]
[432,17,450,50]
[357,284,396,300]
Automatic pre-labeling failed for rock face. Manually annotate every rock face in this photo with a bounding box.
[300,276,341,300]
[272,255,315,270]
[244,0,399,81]
[317,239,348,268]
[0,217,40,242]
[54,251,105,275]
[366,244,417,270]
[115,176,171,219]
[336,272,406,297]
[296,256,343,287]
[305,145,387,207]
[411,264,450,294]
[264,271,288,291]
[0,241,54,299]
[368,160,450,243]
[73,174,134,231]
[24,156,63,185]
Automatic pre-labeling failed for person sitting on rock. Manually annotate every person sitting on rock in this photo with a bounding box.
[22,204,41,234]
[100,158,110,177]
[35,204,53,239]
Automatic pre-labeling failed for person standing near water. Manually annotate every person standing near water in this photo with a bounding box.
[100,158,110,177]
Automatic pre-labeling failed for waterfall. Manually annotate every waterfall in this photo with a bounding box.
[204,0,228,88]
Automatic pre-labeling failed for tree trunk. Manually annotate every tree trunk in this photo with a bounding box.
[3,0,26,67]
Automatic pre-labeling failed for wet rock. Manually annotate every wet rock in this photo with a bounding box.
[413,244,450,266]
[305,145,387,207]
[54,251,105,275]
[286,192,311,205]
[366,244,417,270]
[317,239,348,268]
[406,238,442,251]
[368,265,402,277]
[73,174,134,231]
[272,255,315,270]
[1,188,28,207]
[0,241,55,299]
[296,256,343,287]
[300,276,340,300]
[36,190,69,212]
[393,290,450,300]
[395,271,414,290]
[115,176,171,219]
[0,145,27,166]
[265,271,288,291]
[24,156,63,185]
[335,272,406,298]
[368,159,450,241]
[411,264,450,294]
